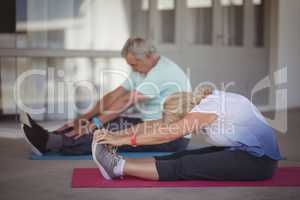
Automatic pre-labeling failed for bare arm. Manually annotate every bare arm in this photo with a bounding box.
[131,112,217,145]
[114,119,163,136]
[94,112,217,146]
[97,90,149,124]
[82,86,129,120]
[56,86,128,133]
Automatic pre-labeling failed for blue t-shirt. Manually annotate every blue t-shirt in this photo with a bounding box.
[191,90,282,160]
[122,56,192,121]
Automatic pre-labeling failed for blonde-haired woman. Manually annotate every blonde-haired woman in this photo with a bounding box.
[96,85,213,152]
[92,86,282,181]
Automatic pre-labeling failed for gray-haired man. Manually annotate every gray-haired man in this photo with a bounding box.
[22,37,192,155]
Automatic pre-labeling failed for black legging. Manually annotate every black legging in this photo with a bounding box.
[155,146,278,181]
[53,117,189,155]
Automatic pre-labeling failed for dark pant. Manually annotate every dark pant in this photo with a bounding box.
[58,117,189,155]
[155,146,278,181]
[118,138,189,152]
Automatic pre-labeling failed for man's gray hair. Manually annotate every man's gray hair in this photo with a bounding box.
[121,38,157,60]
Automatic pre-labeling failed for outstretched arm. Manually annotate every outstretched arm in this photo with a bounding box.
[96,90,149,124]
[94,112,217,146]
[71,89,150,139]
[81,86,129,120]
[56,86,128,132]
[111,119,163,136]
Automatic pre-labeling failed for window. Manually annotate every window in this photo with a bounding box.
[16,0,27,33]
[253,0,264,47]
[186,0,213,45]
[1,56,130,117]
[15,0,137,50]
[131,0,150,39]
[220,0,244,46]
[157,0,176,43]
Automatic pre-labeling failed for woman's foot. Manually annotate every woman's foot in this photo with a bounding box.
[92,143,124,180]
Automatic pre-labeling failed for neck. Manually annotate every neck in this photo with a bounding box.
[146,54,160,73]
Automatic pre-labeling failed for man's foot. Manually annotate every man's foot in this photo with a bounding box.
[19,112,50,135]
[19,111,32,127]
[22,124,48,156]
[92,143,123,180]
[20,112,49,155]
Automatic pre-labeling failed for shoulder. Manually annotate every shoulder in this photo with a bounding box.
[151,56,187,78]
[158,56,180,69]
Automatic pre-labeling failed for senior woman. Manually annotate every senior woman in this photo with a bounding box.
[92,85,282,181]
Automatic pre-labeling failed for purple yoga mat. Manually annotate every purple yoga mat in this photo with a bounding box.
[72,167,300,188]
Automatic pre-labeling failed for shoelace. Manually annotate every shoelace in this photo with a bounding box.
[112,154,122,164]
[107,145,118,155]
[105,145,122,163]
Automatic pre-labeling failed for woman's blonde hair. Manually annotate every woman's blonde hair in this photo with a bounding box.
[162,84,214,124]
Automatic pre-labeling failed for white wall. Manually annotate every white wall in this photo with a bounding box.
[163,46,269,103]
[277,0,300,108]
[267,0,300,161]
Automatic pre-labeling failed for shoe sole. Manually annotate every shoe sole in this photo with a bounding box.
[92,143,112,180]
[20,112,43,156]
[19,111,32,128]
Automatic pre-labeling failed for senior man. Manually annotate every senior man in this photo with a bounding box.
[21,37,192,155]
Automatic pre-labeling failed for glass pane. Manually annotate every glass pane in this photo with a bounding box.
[15,0,145,50]
[220,0,244,46]
[157,0,176,43]
[0,60,21,138]
[16,58,48,120]
[1,57,18,114]
[0,56,130,120]
[253,0,264,47]
[186,0,213,44]
[131,0,150,39]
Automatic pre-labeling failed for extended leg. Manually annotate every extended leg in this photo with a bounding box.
[155,149,278,181]
[123,158,159,180]
[115,149,277,181]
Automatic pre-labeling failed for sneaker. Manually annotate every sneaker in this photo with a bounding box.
[19,111,32,128]
[20,112,50,156]
[92,143,123,180]
[19,112,50,135]
[22,124,49,156]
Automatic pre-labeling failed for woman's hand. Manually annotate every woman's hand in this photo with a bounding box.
[93,129,130,147]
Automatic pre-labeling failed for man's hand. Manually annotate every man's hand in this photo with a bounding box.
[64,118,95,140]
[56,121,74,132]
[93,129,129,147]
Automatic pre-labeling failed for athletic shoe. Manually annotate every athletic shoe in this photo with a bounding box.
[22,124,48,156]
[92,143,123,180]
[20,112,49,156]
[19,111,31,128]
[19,112,50,135]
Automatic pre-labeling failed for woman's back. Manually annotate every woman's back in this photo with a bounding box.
[191,90,282,160]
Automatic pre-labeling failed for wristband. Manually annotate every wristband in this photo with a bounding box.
[92,117,102,129]
[130,133,137,147]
